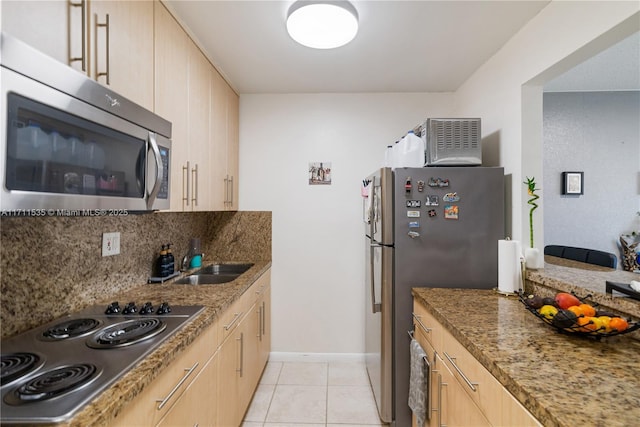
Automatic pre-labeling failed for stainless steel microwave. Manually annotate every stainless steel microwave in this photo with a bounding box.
[0,32,171,212]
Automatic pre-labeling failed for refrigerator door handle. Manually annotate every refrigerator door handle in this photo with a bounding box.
[369,175,377,239]
[369,243,382,313]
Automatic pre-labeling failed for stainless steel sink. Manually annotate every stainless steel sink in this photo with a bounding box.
[174,274,238,285]
[194,263,254,275]
[173,263,254,285]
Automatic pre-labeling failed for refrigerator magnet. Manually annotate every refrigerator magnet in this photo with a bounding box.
[444,205,459,220]
[406,200,421,208]
[428,209,437,218]
[428,177,449,187]
[425,195,439,206]
[407,210,420,218]
[409,221,420,228]
[417,180,425,192]
[443,192,460,202]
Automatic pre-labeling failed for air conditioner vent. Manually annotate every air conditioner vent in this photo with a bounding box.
[425,118,482,166]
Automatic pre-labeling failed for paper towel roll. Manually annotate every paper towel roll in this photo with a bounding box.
[498,240,522,294]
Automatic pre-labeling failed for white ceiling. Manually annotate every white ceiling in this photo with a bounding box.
[166,0,551,94]
[165,1,639,95]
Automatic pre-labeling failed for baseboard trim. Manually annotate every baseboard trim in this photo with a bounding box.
[268,352,366,363]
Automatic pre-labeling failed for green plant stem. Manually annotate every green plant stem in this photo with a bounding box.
[528,193,539,248]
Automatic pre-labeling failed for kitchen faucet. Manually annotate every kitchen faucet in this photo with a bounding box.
[181,254,192,272]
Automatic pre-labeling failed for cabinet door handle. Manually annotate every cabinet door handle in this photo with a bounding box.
[182,162,190,207]
[439,374,448,427]
[443,352,478,392]
[236,332,244,377]
[412,313,432,334]
[431,367,439,418]
[191,163,198,207]
[229,176,234,207]
[156,362,198,410]
[261,301,266,336]
[69,0,86,71]
[95,13,110,84]
[224,312,242,331]
[257,306,262,340]
[223,176,229,207]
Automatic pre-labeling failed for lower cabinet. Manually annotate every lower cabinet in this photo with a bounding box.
[436,352,490,427]
[217,317,249,426]
[157,352,219,426]
[217,271,271,426]
[112,268,271,427]
[111,324,217,426]
[413,299,540,427]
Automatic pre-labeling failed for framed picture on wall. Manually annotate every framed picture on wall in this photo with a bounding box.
[562,171,583,195]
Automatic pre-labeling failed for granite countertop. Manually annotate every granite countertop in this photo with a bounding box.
[60,260,272,427]
[527,256,640,319]
[412,286,640,427]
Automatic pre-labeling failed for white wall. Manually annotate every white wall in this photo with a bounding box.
[238,2,640,354]
[239,93,453,353]
[453,2,640,249]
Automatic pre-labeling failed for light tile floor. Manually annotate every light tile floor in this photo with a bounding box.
[242,360,389,427]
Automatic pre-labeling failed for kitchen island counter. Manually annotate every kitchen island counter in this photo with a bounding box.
[412,287,640,427]
[60,260,271,427]
[526,255,640,319]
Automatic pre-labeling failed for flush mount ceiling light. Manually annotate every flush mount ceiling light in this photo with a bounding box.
[286,1,359,49]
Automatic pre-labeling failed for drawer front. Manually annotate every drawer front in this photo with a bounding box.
[217,268,271,346]
[112,324,216,426]
[441,326,496,420]
[438,353,491,427]
[249,271,270,308]
[217,295,247,345]
[441,327,539,426]
[413,300,442,350]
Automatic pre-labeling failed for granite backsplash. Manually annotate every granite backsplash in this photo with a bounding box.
[0,210,271,338]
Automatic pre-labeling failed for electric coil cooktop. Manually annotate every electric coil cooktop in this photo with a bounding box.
[0,301,204,425]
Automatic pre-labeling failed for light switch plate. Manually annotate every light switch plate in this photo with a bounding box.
[102,232,120,257]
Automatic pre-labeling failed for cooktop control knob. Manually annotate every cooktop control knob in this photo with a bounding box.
[156,302,171,315]
[139,302,154,315]
[123,302,137,315]
[105,302,121,314]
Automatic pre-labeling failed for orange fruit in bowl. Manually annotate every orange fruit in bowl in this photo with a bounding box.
[577,316,594,332]
[609,317,629,332]
[567,306,583,317]
[578,303,596,317]
[577,316,604,333]
[587,317,605,332]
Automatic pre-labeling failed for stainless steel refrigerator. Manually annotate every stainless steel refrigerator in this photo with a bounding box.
[364,166,505,426]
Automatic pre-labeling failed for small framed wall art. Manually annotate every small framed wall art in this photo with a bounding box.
[562,171,583,195]
[309,162,332,185]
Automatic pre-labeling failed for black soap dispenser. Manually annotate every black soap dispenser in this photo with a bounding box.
[156,245,168,277]
[165,243,175,275]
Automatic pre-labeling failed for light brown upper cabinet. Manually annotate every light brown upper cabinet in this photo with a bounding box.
[185,41,213,211]
[210,69,240,211]
[89,1,154,111]
[3,0,239,211]
[153,2,189,212]
[2,0,154,111]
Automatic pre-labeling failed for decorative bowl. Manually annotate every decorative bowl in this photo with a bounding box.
[519,292,640,339]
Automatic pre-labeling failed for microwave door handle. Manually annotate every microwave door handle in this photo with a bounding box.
[146,132,163,210]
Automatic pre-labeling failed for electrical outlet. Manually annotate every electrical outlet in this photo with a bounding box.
[102,232,120,257]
